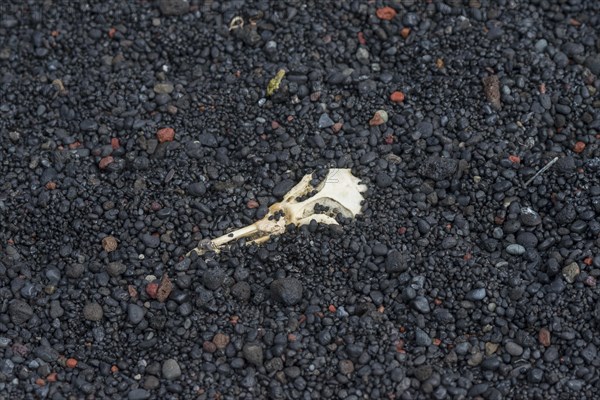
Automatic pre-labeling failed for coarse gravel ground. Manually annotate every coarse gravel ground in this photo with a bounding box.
[1,0,600,399]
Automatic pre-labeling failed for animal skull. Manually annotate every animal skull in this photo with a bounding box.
[188,169,367,256]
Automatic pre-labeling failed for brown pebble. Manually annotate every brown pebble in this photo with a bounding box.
[213,333,230,349]
[99,156,114,170]
[573,141,585,153]
[156,274,173,303]
[338,359,354,375]
[102,236,118,252]
[203,341,217,353]
[482,75,501,109]
[539,328,551,347]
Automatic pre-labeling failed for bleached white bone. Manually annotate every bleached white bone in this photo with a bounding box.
[188,169,366,255]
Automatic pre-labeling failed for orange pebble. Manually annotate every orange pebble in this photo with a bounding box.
[328,304,337,313]
[573,141,585,153]
[36,378,46,386]
[376,7,397,20]
[46,372,58,382]
[66,358,78,368]
[508,155,520,163]
[400,27,410,38]
[390,91,405,103]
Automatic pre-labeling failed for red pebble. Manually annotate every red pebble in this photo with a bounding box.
[146,282,159,298]
[111,138,120,149]
[157,127,175,143]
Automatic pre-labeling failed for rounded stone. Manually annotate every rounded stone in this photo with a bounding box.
[83,302,104,321]
[506,244,526,256]
[385,250,408,273]
[127,304,145,324]
[8,300,34,325]
[242,343,264,366]
[231,281,251,301]
[505,341,524,357]
[270,278,303,306]
[162,359,182,380]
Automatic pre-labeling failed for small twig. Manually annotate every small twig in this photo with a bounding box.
[524,157,558,187]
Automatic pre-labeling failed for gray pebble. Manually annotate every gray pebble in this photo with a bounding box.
[528,368,544,383]
[465,288,486,301]
[33,345,59,362]
[187,182,206,197]
[506,244,526,255]
[567,379,584,391]
[270,278,303,306]
[83,302,104,321]
[66,263,85,278]
[202,268,225,290]
[375,172,393,188]
[231,281,251,301]
[584,54,600,76]
[162,358,182,380]
[198,133,217,147]
[143,376,160,390]
[562,262,580,284]
[411,296,430,314]
[385,250,408,273]
[243,343,264,366]
[414,364,432,381]
[50,300,64,319]
[128,304,145,324]
[141,233,160,248]
[580,344,597,363]
[9,300,34,325]
[516,232,538,248]
[505,342,524,357]
[414,328,431,346]
[159,0,189,16]
[107,261,126,277]
[519,207,541,226]
[318,113,334,129]
[356,48,369,64]
[272,179,295,197]
[372,243,388,256]
[418,156,458,181]
[128,388,151,400]
[534,39,547,52]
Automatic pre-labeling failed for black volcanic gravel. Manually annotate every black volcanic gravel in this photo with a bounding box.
[1,0,600,399]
